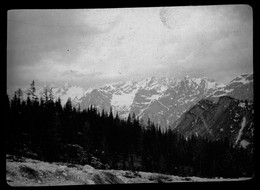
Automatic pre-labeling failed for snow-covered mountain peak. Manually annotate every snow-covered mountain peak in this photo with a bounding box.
[204,80,222,90]
[85,88,94,95]
[63,81,71,90]
[229,73,253,85]
[136,76,177,90]
[137,77,156,88]
[206,73,253,101]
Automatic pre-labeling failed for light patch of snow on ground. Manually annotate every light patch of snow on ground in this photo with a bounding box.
[136,108,146,118]
[84,88,93,95]
[60,86,84,105]
[240,140,250,148]
[111,89,138,109]
[205,80,225,91]
[230,75,251,85]
[50,87,60,95]
[238,102,246,108]
[235,117,247,145]
[211,89,234,98]
[158,111,164,115]
[136,78,149,89]
[139,101,150,105]
[121,80,134,89]
[120,113,131,119]
[136,100,154,118]
[192,78,202,85]
[147,94,161,100]
[184,97,197,103]
[205,81,217,90]
[157,100,170,110]
[163,93,171,97]
[217,83,226,88]
[157,85,168,93]
[239,77,251,84]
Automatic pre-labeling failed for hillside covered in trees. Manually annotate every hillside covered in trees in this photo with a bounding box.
[6,81,254,179]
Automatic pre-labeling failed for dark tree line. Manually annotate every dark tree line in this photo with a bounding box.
[6,81,254,178]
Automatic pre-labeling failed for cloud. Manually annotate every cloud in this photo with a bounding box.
[7,10,107,87]
[62,69,86,77]
[7,6,253,92]
[155,5,252,82]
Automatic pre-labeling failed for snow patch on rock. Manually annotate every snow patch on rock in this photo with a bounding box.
[235,117,247,145]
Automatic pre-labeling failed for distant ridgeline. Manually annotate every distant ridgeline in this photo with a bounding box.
[6,78,254,178]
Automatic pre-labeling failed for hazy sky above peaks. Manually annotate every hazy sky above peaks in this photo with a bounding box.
[7,5,253,93]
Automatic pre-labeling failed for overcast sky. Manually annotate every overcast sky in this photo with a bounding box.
[7,5,253,93]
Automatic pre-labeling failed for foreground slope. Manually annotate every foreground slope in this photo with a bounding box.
[6,156,251,186]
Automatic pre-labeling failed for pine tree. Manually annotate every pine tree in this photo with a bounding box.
[55,97,63,114]
[16,88,23,102]
[27,80,37,101]
[41,87,49,102]
[6,94,10,112]
[49,87,54,101]
[109,107,113,120]
[64,98,72,112]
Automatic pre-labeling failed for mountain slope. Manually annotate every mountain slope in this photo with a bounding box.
[172,96,254,148]
[207,73,253,101]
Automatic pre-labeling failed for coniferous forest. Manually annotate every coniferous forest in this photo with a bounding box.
[6,81,254,178]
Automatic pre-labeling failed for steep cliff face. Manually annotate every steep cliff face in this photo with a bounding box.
[172,96,254,148]
[80,89,112,113]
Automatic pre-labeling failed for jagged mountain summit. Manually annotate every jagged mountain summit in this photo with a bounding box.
[78,76,226,128]
[78,73,253,129]
[207,73,253,101]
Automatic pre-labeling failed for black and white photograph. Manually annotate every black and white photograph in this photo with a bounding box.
[6,5,254,186]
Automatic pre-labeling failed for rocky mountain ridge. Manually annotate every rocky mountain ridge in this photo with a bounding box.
[15,73,253,130]
[78,73,253,129]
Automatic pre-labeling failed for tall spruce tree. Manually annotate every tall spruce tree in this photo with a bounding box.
[27,80,37,101]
